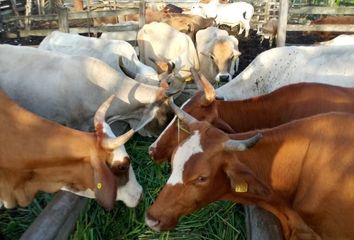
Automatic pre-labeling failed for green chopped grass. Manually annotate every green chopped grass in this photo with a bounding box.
[0,135,246,240]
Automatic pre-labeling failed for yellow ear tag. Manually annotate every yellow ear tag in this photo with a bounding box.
[235,181,248,193]
[185,76,193,82]
[97,182,102,190]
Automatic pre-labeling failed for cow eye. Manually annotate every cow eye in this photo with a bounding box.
[195,176,208,184]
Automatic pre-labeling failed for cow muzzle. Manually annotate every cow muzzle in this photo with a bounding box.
[217,74,231,82]
[145,212,178,232]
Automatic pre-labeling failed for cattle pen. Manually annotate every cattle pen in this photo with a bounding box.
[1,0,354,239]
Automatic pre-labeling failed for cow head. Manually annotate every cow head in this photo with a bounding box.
[149,69,233,163]
[146,98,266,231]
[201,36,241,82]
[63,96,143,210]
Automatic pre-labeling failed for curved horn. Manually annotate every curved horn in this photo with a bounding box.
[223,133,263,152]
[95,95,135,150]
[119,56,137,79]
[168,97,198,125]
[94,95,115,129]
[101,129,135,150]
[190,67,216,106]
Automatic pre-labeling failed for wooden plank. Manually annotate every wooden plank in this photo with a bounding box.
[5,23,139,37]
[9,0,25,27]
[289,6,354,15]
[277,0,288,47]
[58,7,69,33]
[245,205,284,240]
[69,8,138,20]
[20,192,87,240]
[2,9,139,23]
[287,24,354,32]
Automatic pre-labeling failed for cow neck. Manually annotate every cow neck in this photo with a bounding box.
[228,122,311,203]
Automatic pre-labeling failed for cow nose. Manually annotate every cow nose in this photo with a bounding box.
[219,75,230,82]
[145,212,161,231]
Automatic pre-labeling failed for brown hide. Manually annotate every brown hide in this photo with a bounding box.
[308,16,354,41]
[163,14,215,42]
[0,91,117,209]
[147,112,354,240]
[94,8,214,42]
[149,83,354,162]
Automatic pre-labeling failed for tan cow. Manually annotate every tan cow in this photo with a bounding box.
[147,102,354,240]
[0,92,144,210]
[196,27,241,83]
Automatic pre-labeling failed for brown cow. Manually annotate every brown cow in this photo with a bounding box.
[0,92,144,210]
[95,8,215,43]
[146,102,354,240]
[307,16,354,41]
[149,70,354,162]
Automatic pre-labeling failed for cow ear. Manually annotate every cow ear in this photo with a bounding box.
[91,154,117,210]
[233,50,241,58]
[187,23,195,33]
[229,35,239,48]
[224,158,271,197]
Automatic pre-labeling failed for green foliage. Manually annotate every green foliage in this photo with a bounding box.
[0,135,246,240]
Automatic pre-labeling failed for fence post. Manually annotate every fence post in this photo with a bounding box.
[138,0,146,63]
[0,10,4,39]
[58,7,69,33]
[277,0,288,47]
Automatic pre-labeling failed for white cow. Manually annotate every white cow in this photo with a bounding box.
[137,22,200,82]
[319,34,354,46]
[196,27,241,83]
[0,44,168,136]
[39,31,159,85]
[189,0,254,37]
[216,45,354,100]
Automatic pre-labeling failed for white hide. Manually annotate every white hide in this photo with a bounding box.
[190,1,254,37]
[319,34,354,46]
[216,45,354,100]
[39,31,159,84]
[137,22,200,80]
[0,44,160,134]
[196,27,240,82]
[167,131,203,185]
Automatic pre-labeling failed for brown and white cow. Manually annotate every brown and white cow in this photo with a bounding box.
[146,103,354,240]
[0,92,144,210]
[149,70,354,163]
[196,27,241,82]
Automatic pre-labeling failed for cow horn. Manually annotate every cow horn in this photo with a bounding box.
[101,129,135,150]
[119,56,137,79]
[223,133,263,151]
[168,97,198,125]
[94,95,115,129]
[190,67,216,106]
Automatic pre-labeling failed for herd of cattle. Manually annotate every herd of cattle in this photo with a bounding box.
[1,0,354,238]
